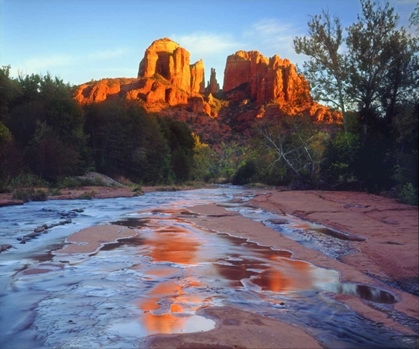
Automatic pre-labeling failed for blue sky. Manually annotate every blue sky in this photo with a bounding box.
[1,0,417,86]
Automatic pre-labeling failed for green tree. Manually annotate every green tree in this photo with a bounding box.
[232,160,257,185]
[258,116,329,188]
[1,72,89,182]
[158,117,195,182]
[294,11,349,130]
[84,100,172,184]
[321,132,361,188]
[216,141,249,182]
[191,134,218,182]
[346,0,418,133]
[28,120,80,181]
[0,66,19,122]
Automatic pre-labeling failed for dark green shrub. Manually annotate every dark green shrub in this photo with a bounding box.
[31,189,48,201]
[11,188,47,202]
[398,183,418,206]
[232,160,257,185]
[77,190,96,200]
[58,177,81,188]
[49,188,62,196]
[12,189,33,202]
[9,173,48,188]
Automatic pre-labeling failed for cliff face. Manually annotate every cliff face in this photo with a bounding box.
[137,38,204,94]
[74,38,342,129]
[190,59,205,94]
[223,50,311,107]
[75,38,210,114]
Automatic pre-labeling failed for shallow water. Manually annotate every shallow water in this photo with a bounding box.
[0,188,417,348]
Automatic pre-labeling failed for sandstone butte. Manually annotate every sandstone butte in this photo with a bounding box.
[73,37,342,132]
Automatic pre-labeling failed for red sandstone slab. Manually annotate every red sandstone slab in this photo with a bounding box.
[54,225,138,255]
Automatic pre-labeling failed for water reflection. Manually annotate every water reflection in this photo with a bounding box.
[0,189,405,349]
[113,213,397,337]
[146,225,201,264]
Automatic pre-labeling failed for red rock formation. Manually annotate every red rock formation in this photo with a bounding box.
[207,68,220,94]
[138,38,191,93]
[190,59,205,94]
[74,78,137,104]
[74,38,342,135]
[138,37,206,95]
[223,51,311,108]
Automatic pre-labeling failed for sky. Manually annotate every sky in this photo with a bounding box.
[1,0,417,87]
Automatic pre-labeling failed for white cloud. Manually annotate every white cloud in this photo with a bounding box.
[250,19,301,49]
[172,32,242,56]
[244,18,305,65]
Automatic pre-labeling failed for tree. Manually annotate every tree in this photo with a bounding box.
[346,0,418,133]
[191,134,218,182]
[379,28,418,127]
[258,116,329,188]
[83,100,178,184]
[216,141,249,182]
[294,11,349,130]
[409,2,419,33]
[28,120,80,181]
[158,117,195,182]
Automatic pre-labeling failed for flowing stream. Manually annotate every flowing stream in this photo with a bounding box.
[0,188,417,348]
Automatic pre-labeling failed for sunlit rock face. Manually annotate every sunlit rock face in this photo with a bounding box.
[190,59,205,94]
[138,37,204,95]
[223,50,311,106]
[73,37,342,136]
[222,50,342,123]
[73,78,137,104]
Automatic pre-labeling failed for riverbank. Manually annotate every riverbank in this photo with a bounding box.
[0,184,208,207]
[147,189,418,348]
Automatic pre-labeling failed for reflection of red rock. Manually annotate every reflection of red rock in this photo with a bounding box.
[253,258,338,293]
[138,278,207,334]
[144,223,203,265]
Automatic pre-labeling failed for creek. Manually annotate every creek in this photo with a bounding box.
[0,188,416,348]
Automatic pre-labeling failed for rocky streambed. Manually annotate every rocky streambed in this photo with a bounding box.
[0,188,418,348]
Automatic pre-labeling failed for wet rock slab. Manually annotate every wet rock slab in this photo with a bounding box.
[54,224,139,255]
[146,306,322,349]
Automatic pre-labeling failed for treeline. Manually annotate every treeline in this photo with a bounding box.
[0,69,197,188]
